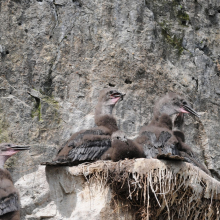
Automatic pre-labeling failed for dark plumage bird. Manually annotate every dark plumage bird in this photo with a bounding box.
[164,94,211,175]
[153,92,200,156]
[135,92,199,159]
[101,130,145,162]
[43,88,125,166]
[0,143,30,220]
[136,92,210,174]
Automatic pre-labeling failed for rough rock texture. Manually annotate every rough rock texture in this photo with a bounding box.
[0,0,220,219]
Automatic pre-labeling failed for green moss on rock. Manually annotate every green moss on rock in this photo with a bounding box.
[30,91,61,124]
[0,114,9,142]
[31,101,42,121]
[42,96,59,109]
[171,0,181,6]
[31,96,42,121]
[177,10,190,25]
[161,27,184,55]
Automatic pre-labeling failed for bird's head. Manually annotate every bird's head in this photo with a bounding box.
[95,88,125,117]
[154,92,199,129]
[0,143,30,159]
[98,88,125,106]
[111,130,127,142]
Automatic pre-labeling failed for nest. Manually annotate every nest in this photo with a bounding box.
[69,158,220,220]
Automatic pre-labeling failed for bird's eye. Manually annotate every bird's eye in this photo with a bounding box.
[117,137,119,139]
[182,101,187,105]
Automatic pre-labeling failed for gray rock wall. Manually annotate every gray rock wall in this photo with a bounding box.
[0,0,220,219]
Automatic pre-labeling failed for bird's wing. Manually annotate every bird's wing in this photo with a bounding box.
[67,134,111,162]
[179,151,211,175]
[141,131,158,146]
[141,131,182,159]
[67,128,108,148]
[0,193,19,215]
[42,129,111,166]
[158,131,172,145]
[140,131,159,158]
[156,131,182,160]
[157,153,184,161]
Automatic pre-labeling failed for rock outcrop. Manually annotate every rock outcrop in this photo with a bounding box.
[16,159,220,219]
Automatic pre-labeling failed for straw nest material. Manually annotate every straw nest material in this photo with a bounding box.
[68,158,220,220]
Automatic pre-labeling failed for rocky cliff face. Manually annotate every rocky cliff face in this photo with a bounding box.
[0,0,220,219]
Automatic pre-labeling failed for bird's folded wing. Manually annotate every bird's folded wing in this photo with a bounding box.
[179,151,211,175]
[142,131,181,159]
[158,131,172,145]
[141,131,158,146]
[41,129,111,165]
[68,137,111,161]
[157,153,184,160]
[67,129,108,148]
[0,193,19,215]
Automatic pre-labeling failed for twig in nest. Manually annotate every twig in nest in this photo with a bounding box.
[149,171,161,207]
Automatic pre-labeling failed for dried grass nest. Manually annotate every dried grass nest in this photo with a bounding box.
[69,158,220,220]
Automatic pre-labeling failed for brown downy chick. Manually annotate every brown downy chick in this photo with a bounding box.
[0,143,30,220]
[101,130,145,162]
[43,88,125,166]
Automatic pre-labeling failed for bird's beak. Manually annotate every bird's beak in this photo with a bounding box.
[120,93,126,101]
[10,145,31,151]
[111,91,126,101]
[182,105,200,118]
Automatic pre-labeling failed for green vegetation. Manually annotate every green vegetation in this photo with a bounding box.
[0,114,9,142]
[177,10,190,25]
[160,22,184,55]
[177,11,189,21]
[171,0,181,7]
[31,99,42,121]
[31,91,60,123]
[42,96,59,108]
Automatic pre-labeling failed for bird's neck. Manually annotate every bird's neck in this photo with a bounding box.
[95,102,114,121]
[0,156,9,169]
[100,104,114,116]
[95,102,119,133]
[151,114,173,130]
[95,115,119,134]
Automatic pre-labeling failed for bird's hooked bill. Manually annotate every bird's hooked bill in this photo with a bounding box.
[111,92,126,101]
[183,105,200,118]
[120,93,126,101]
[5,145,31,151]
